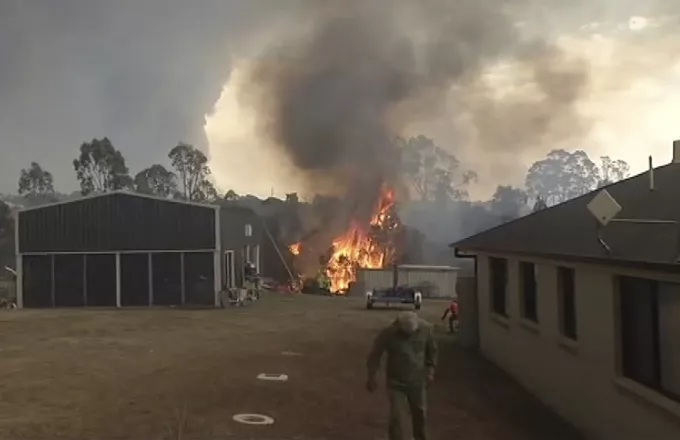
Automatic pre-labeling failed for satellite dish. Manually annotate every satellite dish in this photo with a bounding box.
[587,190,622,226]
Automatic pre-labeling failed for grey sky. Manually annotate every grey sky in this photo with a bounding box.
[1,0,679,196]
[0,0,299,193]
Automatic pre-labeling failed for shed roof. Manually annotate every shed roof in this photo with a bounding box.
[18,190,217,212]
[453,162,680,269]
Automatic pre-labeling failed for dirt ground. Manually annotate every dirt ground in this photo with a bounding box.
[0,293,582,440]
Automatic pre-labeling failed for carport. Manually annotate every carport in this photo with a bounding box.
[15,191,223,308]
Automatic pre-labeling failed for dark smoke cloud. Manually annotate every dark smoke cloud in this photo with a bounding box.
[2,0,680,200]
[0,0,299,193]
[239,0,592,218]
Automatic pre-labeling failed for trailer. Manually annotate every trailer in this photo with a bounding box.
[359,264,459,310]
[366,285,422,310]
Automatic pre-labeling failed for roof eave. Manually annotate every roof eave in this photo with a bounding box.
[450,246,680,273]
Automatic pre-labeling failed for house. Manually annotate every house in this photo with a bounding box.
[453,142,680,439]
[15,191,263,308]
[218,204,263,289]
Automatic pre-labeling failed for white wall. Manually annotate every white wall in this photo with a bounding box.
[476,253,680,439]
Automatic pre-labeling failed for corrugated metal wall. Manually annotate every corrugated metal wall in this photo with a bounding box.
[18,193,216,253]
[356,269,394,293]
[356,266,459,298]
[399,267,459,298]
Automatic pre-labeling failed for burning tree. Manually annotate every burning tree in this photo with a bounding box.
[290,186,405,293]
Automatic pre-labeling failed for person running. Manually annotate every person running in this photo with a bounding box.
[441,299,459,333]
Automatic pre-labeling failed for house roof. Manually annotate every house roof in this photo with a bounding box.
[453,162,680,268]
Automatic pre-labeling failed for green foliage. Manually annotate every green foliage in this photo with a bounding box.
[285,193,299,204]
[398,135,476,202]
[599,156,631,187]
[134,164,177,198]
[73,138,133,195]
[224,189,240,201]
[168,143,216,202]
[532,196,548,212]
[490,185,528,220]
[526,149,630,206]
[18,162,55,197]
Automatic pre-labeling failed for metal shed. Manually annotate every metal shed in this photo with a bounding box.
[15,191,263,308]
[356,265,459,298]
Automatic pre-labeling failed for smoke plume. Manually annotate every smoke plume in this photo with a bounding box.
[240,0,591,220]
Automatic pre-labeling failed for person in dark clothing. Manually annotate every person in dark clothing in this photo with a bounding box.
[243,261,260,299]
[366,311,438,440]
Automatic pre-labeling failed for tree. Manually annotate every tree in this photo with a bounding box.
[224,189,240,201]
[168,143,216,202]
[285,193,299,204]
[525,149,601,205]
[532,196,548,212]
[18,162,55,197]
[599,156,631,187]
[73,138,133,195]
[194,180,218,202]
[398,135,477,202]
[490,185,528,220]
[134,165,177,198]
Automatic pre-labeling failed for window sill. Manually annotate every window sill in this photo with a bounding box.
[490,313,510,330]
[557,337,579,356]
[614,377,680,422]
[519,318,540,335]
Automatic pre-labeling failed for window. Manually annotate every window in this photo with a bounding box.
[619,276,680,401]
[520,262,538,322]
[489,257,508,316]
[558,267,577,340]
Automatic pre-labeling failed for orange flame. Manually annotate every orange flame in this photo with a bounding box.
[289,243,301,255]
[325,187,398,293]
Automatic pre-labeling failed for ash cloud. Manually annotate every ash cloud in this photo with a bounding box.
[239,0,592,218]
[2,0,680,201]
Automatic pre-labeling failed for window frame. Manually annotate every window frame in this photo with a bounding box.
[489,257,508,317]
[519,261,538,323]
[557,266,577,341]
[618,275,680,403]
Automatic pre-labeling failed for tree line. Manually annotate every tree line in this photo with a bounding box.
[398,134,631,219]
[16,138,218,203]
[1,134,633,272]
[12,134,631,214]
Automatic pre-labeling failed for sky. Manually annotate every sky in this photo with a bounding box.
[2,1,680,200]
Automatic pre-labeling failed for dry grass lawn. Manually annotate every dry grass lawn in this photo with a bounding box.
[0,293,582,439]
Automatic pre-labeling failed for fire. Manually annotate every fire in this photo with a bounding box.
[289,243,301,256]
[325,187,399,292]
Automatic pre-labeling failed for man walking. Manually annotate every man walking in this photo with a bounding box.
[366,311,438,440]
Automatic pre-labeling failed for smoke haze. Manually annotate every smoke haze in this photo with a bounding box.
[239,0,591,215]
[1,0,680,200]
